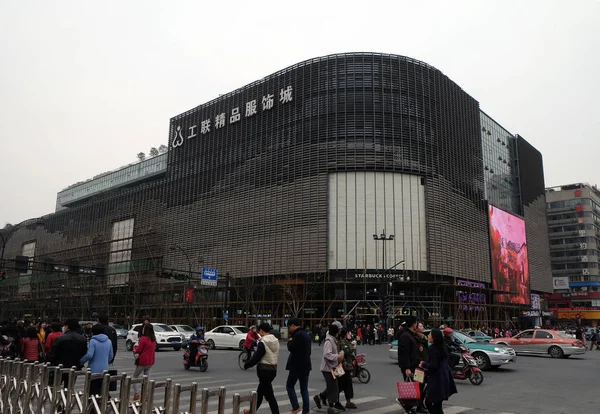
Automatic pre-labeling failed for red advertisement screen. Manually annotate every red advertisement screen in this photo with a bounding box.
[489,205,530,305]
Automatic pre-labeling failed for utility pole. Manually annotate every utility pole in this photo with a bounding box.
[223,272,230,325]
[373,230,395,323]
[169,244,193,324]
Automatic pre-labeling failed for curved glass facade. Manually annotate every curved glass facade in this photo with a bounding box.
[0,53,551,324]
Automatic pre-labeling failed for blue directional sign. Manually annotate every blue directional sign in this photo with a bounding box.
[223,310,229,322]
[201,268,218,287]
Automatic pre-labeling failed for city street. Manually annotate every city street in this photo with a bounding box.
[109,340,598,414]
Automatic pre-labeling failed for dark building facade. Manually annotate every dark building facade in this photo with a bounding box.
[0,53,551,328]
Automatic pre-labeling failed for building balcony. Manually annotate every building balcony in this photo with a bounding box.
[549,243,585,251]
[547,218,581,225]
[551,256,584,263]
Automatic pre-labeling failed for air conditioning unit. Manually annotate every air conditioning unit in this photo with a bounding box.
[582,269,590,275]
[579,230,586,236]
[580,243,588,250]
[581,256,589,262]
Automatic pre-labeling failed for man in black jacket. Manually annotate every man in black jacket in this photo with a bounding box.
[51,319,88,388]
[397,316,419,380]
[96,313,117,364]
[286,318,312,414]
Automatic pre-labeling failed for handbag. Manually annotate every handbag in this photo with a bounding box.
[332,364,345,379]
[397,378,421,400]
[413,368,425,383]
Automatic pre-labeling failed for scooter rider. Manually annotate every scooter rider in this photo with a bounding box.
[189,326,205,365]
[443,328,461,370]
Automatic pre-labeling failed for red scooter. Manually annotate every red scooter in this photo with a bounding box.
[183,340,209,372]
[347,353,371,383]
[452,346,483,385]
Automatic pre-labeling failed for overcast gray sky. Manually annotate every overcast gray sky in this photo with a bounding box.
[1,0,598,226]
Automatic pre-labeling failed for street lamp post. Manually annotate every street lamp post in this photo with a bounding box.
[373,230,395,323]
[169,244,193,324]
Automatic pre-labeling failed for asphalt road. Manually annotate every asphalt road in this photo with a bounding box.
[110,338,599,414]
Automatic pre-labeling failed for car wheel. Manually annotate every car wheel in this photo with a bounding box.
[173,345,181,351]
[472,352,491,370]
[207,339,216,350]
[484,340,490,344]
[126,340,134,352]
[239,340,245,350]
[549,345,564,358]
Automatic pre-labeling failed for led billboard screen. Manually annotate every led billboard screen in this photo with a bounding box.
[489,205,530,305]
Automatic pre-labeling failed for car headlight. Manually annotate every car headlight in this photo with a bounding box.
[494,347,508,354]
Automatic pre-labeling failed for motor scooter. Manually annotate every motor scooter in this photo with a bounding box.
[452,346,483,385]
[183,339,209,372]
[347,353,371,383]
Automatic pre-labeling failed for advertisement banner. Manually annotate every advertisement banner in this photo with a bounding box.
[489,205,530,305]
[553,276,569,291]
[185,287,194,303]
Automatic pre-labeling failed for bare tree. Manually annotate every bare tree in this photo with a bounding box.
[149,147,159,157]
[279,274,323,318]
[158,145,168,154]
[233,276,268,325]
[137,152,146,162]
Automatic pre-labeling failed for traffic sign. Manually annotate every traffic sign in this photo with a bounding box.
[201,268,218,286]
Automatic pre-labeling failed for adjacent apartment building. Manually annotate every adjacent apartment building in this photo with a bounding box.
[547,183,600,324]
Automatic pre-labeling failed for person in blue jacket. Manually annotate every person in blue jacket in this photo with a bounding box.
[81,324,114,396]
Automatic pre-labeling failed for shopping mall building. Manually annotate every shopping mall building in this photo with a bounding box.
[0,53,553,329]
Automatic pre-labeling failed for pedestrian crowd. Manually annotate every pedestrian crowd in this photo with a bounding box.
[241,318,360,414]
[0,313,158,401]
[395,316,458,414]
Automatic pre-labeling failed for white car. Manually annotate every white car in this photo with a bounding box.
[170,325,196,343]
[204,325,250,350]
[125,323,184,351]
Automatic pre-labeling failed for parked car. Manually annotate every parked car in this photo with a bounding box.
[389,330,517,370]
[126,323,183,352]
[170,325,195,343]
[204,325,250,350]
[110,323,128,339]
[491,329,585,358]
[464,330,493,343]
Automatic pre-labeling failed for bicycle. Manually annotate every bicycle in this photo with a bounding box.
[238,345,256,370]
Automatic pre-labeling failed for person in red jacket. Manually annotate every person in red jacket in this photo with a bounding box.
[132,324,156,401]
[21,326,41,362]
[244,326,260,360]
[44,323,63,356]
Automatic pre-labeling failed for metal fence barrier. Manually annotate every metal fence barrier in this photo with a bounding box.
[0,358,257,414]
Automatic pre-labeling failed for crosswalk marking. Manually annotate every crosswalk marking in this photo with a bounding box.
[357,403,405,414]
[169,388,316,409]
[208,394,387,414]
[443,406,473,414]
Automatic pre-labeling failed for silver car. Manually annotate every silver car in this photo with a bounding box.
[170,325,195,343]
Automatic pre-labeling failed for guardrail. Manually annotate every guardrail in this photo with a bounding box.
[0,358,256,414]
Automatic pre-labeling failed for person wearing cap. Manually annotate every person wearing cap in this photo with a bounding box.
[286,318,312,414]
[243,323,280,414]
